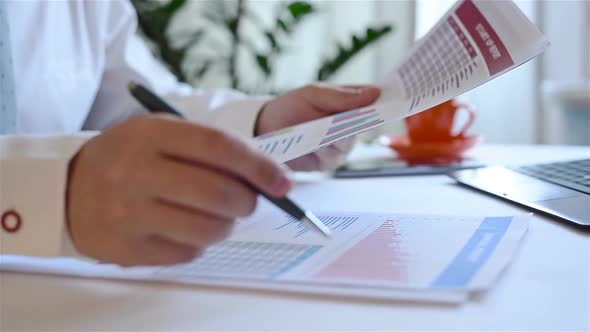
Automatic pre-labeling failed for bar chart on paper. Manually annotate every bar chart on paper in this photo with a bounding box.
[274,214,362,238]
[251,107,387,164]
[155,240,323,279]
[398,16,480,113]
[320,108,384,146]
[145,211,530,299]
[314,219,409,283]
[155,213,372,280]
[257,129,304,156]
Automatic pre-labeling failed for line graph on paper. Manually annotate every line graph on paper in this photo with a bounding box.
[274,215,362,238]
[319,108,384,146]
[314,220,409,283]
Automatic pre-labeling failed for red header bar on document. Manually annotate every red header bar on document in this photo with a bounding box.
[456,0,514,76]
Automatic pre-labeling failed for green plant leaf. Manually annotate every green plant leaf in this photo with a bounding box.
[287,1,315,21]
[277,19,290,33]
[255,54,272,77]
[227,17,239,34]
[162,0,188,16]
[317,25,393,81]
[132,0,393,94]
[193,60,213,79]
[265,31,280,51]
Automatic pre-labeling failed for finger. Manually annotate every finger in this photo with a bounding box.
[140,157,259,218]
[286,137,355,171]
[341,85,370,90]
[140,199,235,247]
[327,137,356,154]
[301,84,381,113]
[141,117,291,197]
[78,235,145,268]
[135,235,203,266]
[314,145,349,170]
[286,145,344,171]
[286,154,321,172]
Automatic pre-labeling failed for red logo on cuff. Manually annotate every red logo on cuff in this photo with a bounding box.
[1,210,22,233]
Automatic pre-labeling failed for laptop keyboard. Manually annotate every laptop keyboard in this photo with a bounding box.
[511,158,590,195]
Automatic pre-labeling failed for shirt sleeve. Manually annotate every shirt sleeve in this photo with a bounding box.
[83,0,270,140]
[0,133,96,257]
[1,0,270,259]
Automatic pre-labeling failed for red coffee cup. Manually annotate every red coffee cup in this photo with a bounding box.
[405,99,476,143]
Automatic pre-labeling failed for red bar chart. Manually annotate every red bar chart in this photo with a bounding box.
[314,220,408,283]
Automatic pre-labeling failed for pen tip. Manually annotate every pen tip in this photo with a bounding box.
[128,81,138,91]
[304,212,332,237]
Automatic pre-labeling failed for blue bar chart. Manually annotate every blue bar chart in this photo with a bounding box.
[257,131,304,157]
[157,241,322,279]
[274,215,361,238]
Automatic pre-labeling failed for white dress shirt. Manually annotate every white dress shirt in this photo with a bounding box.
[0,0,268,257]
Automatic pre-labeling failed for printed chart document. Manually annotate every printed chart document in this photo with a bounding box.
[0,209,530,304]
[249,0,549,164]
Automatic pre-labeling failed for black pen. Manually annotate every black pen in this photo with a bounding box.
[128,81,331,237]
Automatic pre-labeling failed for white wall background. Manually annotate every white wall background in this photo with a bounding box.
[539,0,590,145]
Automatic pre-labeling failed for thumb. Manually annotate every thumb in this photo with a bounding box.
[302,84,381,113]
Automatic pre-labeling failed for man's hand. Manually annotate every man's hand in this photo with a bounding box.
[67,116,291,266]
[256,84,381,171]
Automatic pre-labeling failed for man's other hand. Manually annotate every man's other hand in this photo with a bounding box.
[256,84,381,171]
[66,116,291,266]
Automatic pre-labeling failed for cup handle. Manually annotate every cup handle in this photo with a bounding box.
[454,103,476,138]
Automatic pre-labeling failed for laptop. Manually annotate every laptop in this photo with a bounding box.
[450,158,590,229]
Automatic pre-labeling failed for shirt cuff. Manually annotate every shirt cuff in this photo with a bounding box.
[169,92,271,140]
[211,97,270,139]
[0,133,96,258]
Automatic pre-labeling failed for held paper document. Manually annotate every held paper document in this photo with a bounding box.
[251,0,548,164]
[0,208,530,303]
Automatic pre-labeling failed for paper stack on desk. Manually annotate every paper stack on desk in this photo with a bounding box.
[0,208,530,304]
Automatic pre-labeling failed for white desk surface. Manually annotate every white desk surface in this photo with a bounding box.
[2,144,589,331]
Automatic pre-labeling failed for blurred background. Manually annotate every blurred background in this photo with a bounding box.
[131,0,590,145]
